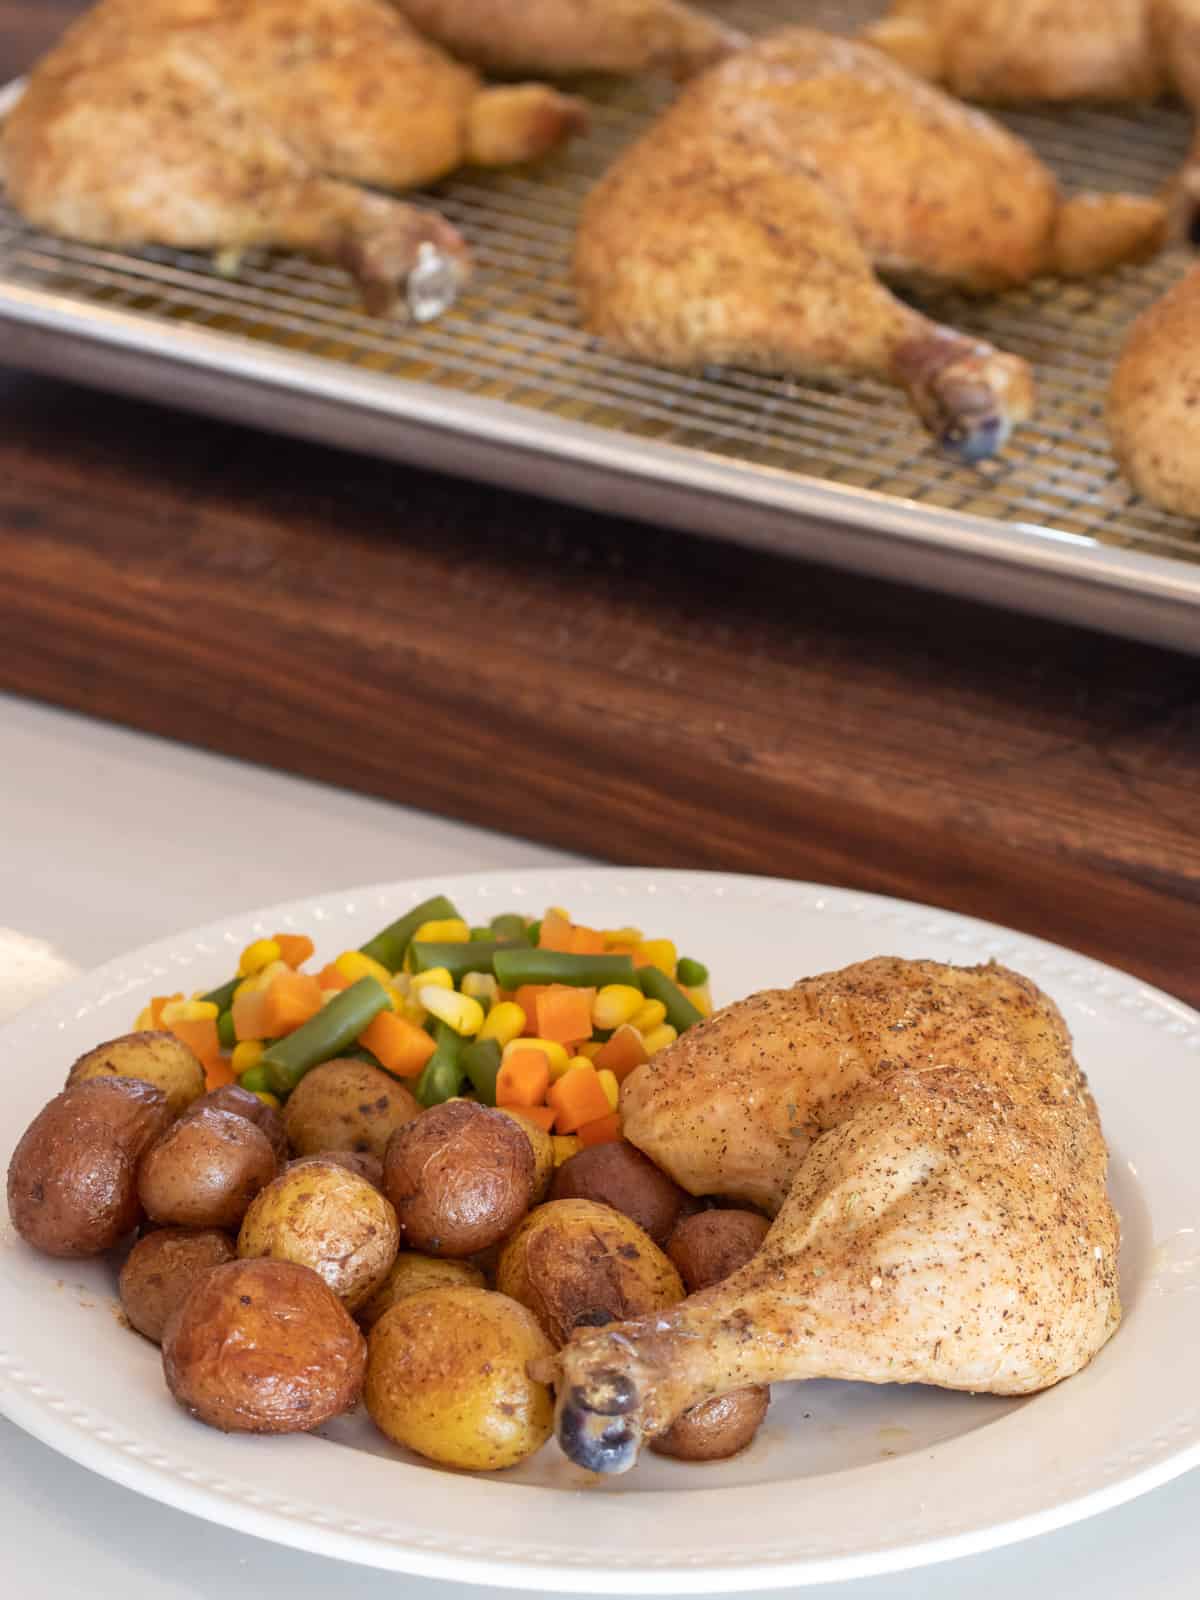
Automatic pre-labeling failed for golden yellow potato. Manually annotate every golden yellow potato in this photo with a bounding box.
[356,1252,485,1331]
[365,1286,554,1470]
[496,1198,683,1347]
[495,1108,554,1202]
[282,1059,421,1161]
[68,1030,205,1118]
[237,1157,399,1310]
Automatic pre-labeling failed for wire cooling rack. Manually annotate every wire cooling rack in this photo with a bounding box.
[2,0,1199,649]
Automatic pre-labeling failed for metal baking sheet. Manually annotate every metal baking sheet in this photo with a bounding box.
[2,1,1199,653]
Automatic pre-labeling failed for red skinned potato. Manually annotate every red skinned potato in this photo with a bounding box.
[184,1084,287,1164]
[162,1258,366,1432]
[548,1141,691,1244]
[666,1209,770,1294]
[137,1108,278,1230]
[119,1227,236,1343]
[7,1077,171,1257]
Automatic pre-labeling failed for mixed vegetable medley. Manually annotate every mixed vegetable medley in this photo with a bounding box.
[134,893,713,1147]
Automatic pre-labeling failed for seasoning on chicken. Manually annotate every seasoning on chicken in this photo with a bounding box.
[544,957,1120,1473]
[573,30,1164,462]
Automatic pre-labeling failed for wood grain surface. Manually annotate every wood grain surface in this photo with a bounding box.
[2,2,1198,1006]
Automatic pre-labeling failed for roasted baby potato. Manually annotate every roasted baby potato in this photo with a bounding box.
[496,1107,554,1202]
[238,1156,399,1310]
[119,1226,236,1343]
[655,1205,771,1461]
[549,1141,691,1244]
[667,1209,770,1294]
[497,1198,683,1346]
[365,1286,554,1470]
[356,1251,486,1331]
[382,1099,533,1257]
[67,1030,205,1118]
[187,1084,287,1164]
[138,1107,278,1230]
[289,1150,384,1189]
[282,1059,421,1161]
[650,1386,770,1462]
[162,1258,366,1433]
[7,1077,171,1257]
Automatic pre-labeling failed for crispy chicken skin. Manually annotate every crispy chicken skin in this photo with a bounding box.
[545,958,1120,1473]
[1108,264,1200,514]
[1,0,586,312]
[573,31,1164,461]
[386,0,744,80]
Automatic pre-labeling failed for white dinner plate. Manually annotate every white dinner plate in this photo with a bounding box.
[2,869,1199,1592]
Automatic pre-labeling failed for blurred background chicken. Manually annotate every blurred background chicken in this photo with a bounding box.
[574,30,1165,460]
[1,0,587,314]
[547,957,1120,1474]
[386,0,744,80]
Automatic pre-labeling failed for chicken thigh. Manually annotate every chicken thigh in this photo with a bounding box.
[546,958,1120,1474]
[574,31,1164,460]
[2,0,586,314]
[386,0,743,80]
[1108,264,1200,513]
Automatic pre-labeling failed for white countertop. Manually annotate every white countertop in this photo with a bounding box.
[2,690,1196,1599]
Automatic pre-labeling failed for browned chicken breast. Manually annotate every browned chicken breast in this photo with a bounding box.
[574,31,1164,461]
[545,958,1120,1473]
[2,0,587,315]
[1108,264,1200,514]
[386,0,743,80]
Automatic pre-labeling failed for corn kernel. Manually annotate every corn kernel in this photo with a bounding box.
[630,998,667,1033]
[685,983,713,1017]
[160,998,220,1024]
[252,1091,281,1109]
[556,1053,592,1083]
[413,917,471,945]
[420,986,484,1036]
[134,1005,155,1029]
[552,1135,581,1166]
[546,906,571,923]
[461,972,499,1009]
[591,983,645,1031]
[334,950,393,986]
[503,1035,569,1072]
[636,939,677,975]
[602,926,643,949]
[575,1040,604,1061]
[238,938,282,978]
[411,965,453,992]
[596,1068,620,1112]
[642,1023,678,1055]
[231,1040,265,1074]
[479,1001,526,1048]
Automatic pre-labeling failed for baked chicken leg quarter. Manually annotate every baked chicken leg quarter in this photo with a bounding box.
[574,30,1165,461]
[548,959,1120,1473]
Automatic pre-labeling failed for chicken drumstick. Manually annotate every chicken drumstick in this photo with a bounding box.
[546,958,1120,1474]
[573,31,1164,460]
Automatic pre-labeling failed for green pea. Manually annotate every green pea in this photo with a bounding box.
[675,957,709,987]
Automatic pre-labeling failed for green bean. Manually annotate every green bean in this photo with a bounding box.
[489,914,529,943]
[261,977,391,1095]
[415,1022,464,1108]
[200,976,240,1011]
[469,926,494,942]
[459,1038,502,1106]
[410,940,520,983]
[237,1063,272,1094]
[216,1009,236,1051]
[636,966,705,1033]
[675,957,709,988]
[526,920,542,948]
[358,894,459,974]
[492,949,637,989]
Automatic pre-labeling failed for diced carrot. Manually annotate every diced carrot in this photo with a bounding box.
[358,1010,436,1078]
[511,1104,556,1133]
[567,924,605,955]
[169,1016,220,1066]
[497,1047,551,1109]
[534,984,596,1045]
[605,944,637,958]
[274,933,315,969]
[537,912,574,952]
[232,985,271,1043]
[204,1057,238,1091]
[514,985,549,1033]
[593,1023,650,1084]
[577,1111,622,1147]
[316,963,352,993]
[547,1064,612,1134]
[260,970,323,1037]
